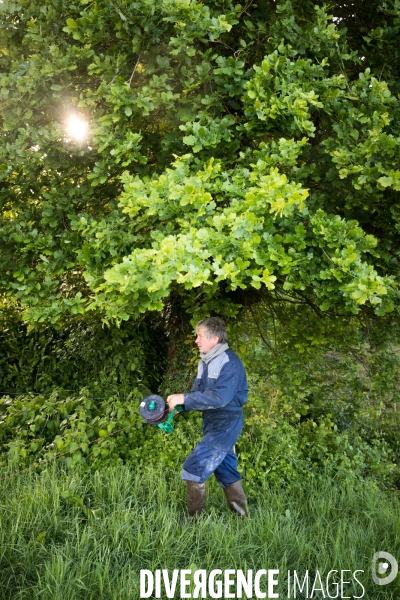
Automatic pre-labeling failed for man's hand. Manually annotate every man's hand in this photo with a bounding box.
[166,394,185,411]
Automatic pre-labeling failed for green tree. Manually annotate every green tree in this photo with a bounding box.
[1,0,400,325]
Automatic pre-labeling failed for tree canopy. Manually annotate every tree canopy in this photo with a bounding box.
[1,0,400,326]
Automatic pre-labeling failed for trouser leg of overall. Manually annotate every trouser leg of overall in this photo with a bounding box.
[213,449,241,488]
[181,411,244,484]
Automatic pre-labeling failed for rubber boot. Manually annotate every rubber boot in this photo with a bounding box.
[223,480,248,517]
[186,481,206,518]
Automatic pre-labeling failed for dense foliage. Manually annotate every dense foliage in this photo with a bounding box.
[0,307,398,489]
[1,0,400,323]
[1,0,400,489]
[0,298,167,394]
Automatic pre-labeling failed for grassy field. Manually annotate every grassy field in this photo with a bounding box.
[0,464,399,599]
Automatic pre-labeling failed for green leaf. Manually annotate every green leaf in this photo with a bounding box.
[377,176,394,187]
[65,18,78,28]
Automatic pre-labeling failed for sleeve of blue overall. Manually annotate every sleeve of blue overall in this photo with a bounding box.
[183,360,240,411]
[179,377,201,414]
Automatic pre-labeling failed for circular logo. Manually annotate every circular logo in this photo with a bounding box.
[372,552,398,586]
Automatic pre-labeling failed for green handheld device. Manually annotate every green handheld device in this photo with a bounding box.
[139,395,183,434]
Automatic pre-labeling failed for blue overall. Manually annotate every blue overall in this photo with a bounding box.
[181,348,248,487]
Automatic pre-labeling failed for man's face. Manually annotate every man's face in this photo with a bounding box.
[195,326,219,354]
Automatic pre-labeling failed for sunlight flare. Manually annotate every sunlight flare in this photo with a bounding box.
[65,114,89,143]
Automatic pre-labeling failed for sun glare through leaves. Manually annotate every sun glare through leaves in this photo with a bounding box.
[65,114,89,143]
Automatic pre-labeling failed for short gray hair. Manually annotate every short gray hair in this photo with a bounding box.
[196,317,228,344]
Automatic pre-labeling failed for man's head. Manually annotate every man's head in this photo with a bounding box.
[195,317,228,354]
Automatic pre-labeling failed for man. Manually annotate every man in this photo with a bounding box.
[167,317,248,518]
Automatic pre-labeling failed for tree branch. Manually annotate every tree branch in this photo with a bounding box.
[129,53,142,86]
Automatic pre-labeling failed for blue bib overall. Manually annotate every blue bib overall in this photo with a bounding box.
[181,349,248,487]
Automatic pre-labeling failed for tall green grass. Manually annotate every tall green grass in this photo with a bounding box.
[0,464,398,599]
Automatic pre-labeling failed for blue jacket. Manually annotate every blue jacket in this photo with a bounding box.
[183,348,248,414]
